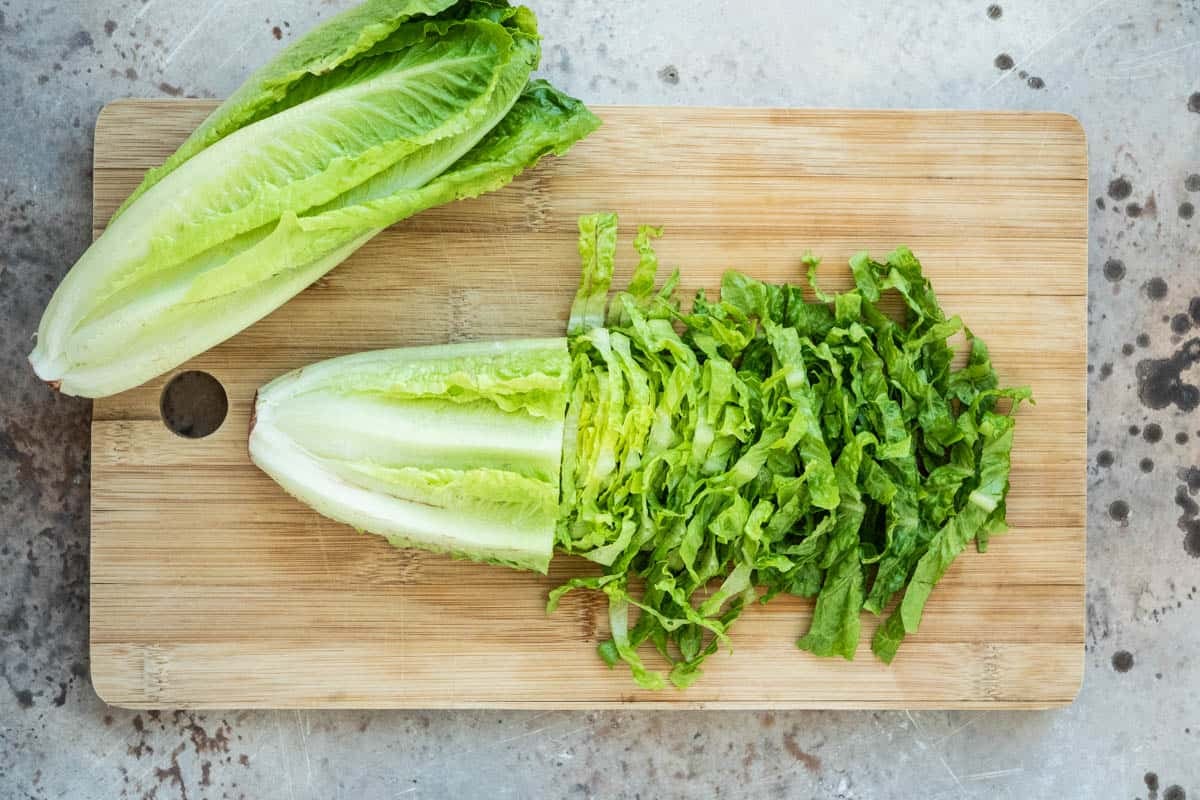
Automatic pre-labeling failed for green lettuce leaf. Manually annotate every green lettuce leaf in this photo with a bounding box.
[31,1,598,397]
[552,216,1029,684]
[250,338,569,573]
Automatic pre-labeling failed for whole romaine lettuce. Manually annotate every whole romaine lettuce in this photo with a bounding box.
[29,0,598,397]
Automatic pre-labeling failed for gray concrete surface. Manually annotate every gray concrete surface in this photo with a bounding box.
[1,0,1198,798]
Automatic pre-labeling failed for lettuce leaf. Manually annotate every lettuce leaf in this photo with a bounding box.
[250,338,570,573]
[31,1,599,397]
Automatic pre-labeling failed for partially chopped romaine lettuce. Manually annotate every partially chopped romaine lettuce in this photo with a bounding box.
[247,212,1028,687]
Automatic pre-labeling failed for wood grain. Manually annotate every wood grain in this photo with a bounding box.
[90,100,1087,709]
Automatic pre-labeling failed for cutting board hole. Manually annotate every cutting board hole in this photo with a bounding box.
[160,371,228,438]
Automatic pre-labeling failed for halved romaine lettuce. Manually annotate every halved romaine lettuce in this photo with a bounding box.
[249,338,570,573]
[30,0,598,397]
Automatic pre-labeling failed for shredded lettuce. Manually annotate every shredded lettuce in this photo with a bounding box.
[553,215,1030,686]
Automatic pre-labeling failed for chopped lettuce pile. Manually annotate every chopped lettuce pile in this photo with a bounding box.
[30,0,598,398]
[551,214,1031,687]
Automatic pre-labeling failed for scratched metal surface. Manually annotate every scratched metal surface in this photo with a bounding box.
[1,1,1198,798]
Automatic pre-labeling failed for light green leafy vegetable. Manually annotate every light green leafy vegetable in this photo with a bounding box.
[250,338,570,573]
[30,0,598,397]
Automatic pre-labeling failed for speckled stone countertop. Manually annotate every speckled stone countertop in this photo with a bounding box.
[2,1,1198,798]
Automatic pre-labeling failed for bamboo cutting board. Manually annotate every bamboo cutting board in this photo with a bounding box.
[90,100,1087,709]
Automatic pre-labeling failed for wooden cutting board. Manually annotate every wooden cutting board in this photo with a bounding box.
[90,100,1087,709]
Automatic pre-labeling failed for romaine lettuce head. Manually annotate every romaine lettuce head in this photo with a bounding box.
[30,0,598,397]
[250,337,571,573]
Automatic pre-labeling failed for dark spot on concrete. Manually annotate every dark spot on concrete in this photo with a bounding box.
[1136,338,1200,412]
[741,741,758,774]
[200,761,212,787]
[986,4,1002,19]
[182,714,231,753]
[52,681,67,706]
[158,81,184,97]
[36,74,48,85]
[272,25,282,40]
[1103,258,1125,282]
[1109,499,1130,523]
[1137,333,1152,347]
[14,688,33,708]
[239,754,251,767]
[1177,432,1190,445]
[1108,177,1133,201]
[68,30,94,50]
[1186,521,1200,558]
[154,743,188,799]
[1017,69,1028,79]
[1146,773,1160,793]
[104,714,113,726]
[1187,174,1200,192]
[1096,450,1114,468]
[1096,197,1106,209]
[1099,362,1113,380]
[1181,202,1195,220]
[1144,423,1163,444]
[1179,470,1200,558]
[1140,457,1155,473]
[1179,487,1200,518]
[125,67,137,80]
[1111,650,1134,672]
[994,53,1013,70]
[1191,297,1200,324]
[1190,92,1200,113]
[657,65,679,85]
[1165,787,1186,800]
[1127,202,1142,217]
[1123,343,1136,356]
[1026,76,1045,90]
[1172,314,1193,335]
[133,714,145,733]
[782,731,821,773]
[1087,364,1094,373]
[1145,278,1169,301]
[104,19,117,37]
